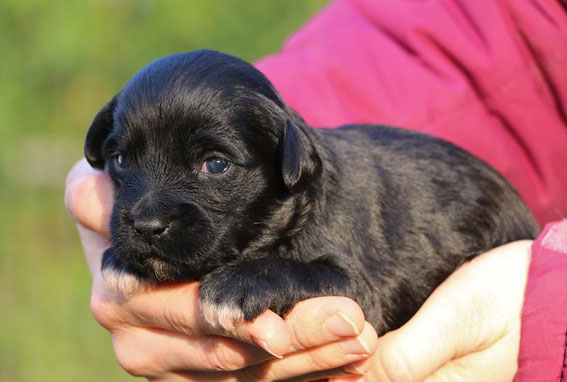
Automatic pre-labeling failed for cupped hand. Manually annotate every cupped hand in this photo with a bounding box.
[331,240,532,382]
[65,158,377,381]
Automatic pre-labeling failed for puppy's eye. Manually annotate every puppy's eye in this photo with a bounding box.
[113,154,125,168]
[201,157,230,174]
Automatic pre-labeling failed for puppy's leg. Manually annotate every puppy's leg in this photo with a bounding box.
[198,255,360,334]
[101,248,155,298]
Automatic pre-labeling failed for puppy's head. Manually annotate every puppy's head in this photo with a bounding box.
[85,50,322,281]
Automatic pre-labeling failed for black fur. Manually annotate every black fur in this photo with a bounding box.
[85,50,539,334]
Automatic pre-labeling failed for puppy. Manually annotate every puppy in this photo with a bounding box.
[85,50,539,335]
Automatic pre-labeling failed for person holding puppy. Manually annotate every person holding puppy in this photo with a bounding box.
[66,0,567,380]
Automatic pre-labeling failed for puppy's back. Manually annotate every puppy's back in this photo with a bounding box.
[319,124,538,244]
[310,124,538,330]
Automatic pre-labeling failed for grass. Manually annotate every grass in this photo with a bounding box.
[0,1,328,380]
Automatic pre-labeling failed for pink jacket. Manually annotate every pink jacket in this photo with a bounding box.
[256,0,567,227]
[516,220,567,381]
[255,0,567,379]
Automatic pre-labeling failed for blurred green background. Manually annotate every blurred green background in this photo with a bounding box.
[0,1,327,380]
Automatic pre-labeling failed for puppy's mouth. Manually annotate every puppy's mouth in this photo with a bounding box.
[112,230,184,281]
[121,247,207,282]
[129,254,186,282]
[145,257,173,282]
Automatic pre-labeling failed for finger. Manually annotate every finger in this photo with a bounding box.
[77,225,110,277]
[91,278,291,366]
[117,282,291,357]
[111,326,277,377]
[372,241,532,382]
[165,322,376,382]
[284,297,367,352]
[125,290,367,358]
[98,291,370,378]
[237,321,377,381]
[65,158,113,235]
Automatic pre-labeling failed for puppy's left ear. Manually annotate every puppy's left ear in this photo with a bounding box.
[280,120,322,193]
[84,94,120,170]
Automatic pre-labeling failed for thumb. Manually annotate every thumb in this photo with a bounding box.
[65,158,113,235]
[371,241,531,382]
[373,289,474,381]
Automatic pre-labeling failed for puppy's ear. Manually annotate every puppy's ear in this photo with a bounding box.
[280,120,322,193]
[84,94,119,169]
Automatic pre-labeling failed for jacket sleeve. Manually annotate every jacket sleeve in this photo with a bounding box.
[516,220,567,381]
[255,0,567,226]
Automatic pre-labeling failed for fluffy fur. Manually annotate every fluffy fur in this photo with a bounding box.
[85,50,539,334]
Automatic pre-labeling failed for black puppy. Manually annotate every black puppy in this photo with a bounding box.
[85,50,539,335]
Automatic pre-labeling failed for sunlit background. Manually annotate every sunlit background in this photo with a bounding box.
[0,1,328,380]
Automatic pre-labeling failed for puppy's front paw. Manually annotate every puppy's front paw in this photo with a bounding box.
[101,249,155,298]
[198,298,246,336]
[198,269,276,335]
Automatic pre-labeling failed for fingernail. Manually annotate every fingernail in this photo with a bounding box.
[343,358,370,375]
[325,311,360,337]
[340,336,371,355]
[251,336,284,359]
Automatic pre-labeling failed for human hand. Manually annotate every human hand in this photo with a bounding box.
[331,240,532,382]
[65,158,378,381]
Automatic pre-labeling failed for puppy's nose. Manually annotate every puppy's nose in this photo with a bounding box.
[133,216,168,243]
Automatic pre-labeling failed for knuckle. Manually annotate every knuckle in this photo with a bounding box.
[160,303,185,333]
[330,297,365,316]
[64,173,91,221]
[90,291,122,330]
[64,181,79,220]
[361,322,379,351]
[113,341,156,377]
[202,339,247,372]
[159,286,198,336]
[64,168,79,215]
[289,319,312,350]
[306,348,335,371]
